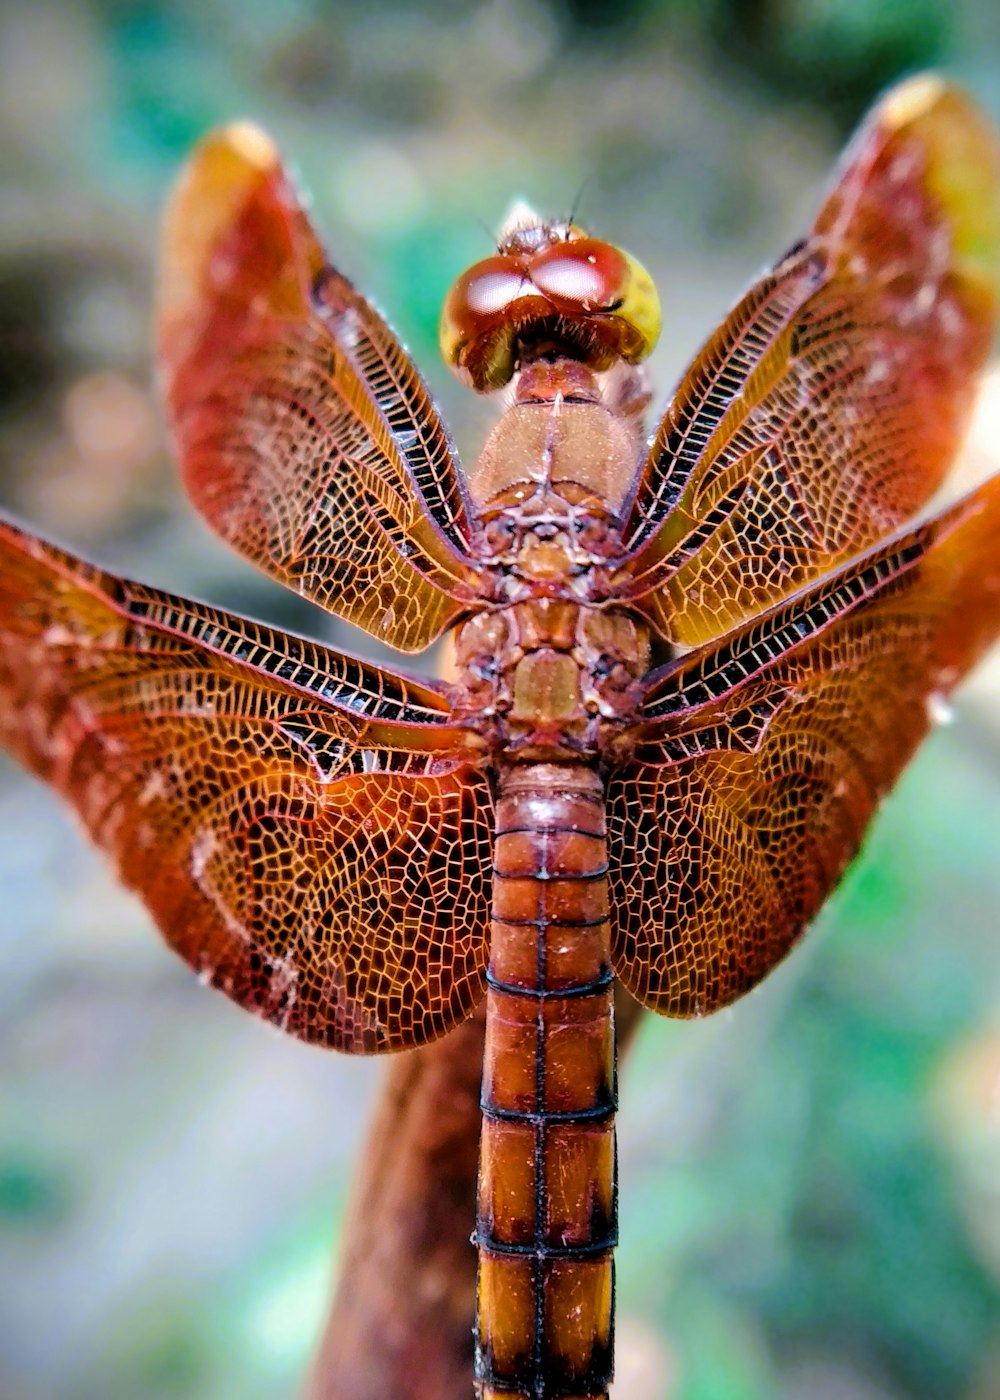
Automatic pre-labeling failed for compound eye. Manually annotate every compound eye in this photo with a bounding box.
[439,254,540,385]
[457,261,530,319]
[533,236,660,364]
[529,238,630,313]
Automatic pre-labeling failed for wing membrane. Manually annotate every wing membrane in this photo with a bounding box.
[158,123,484,652]
[0,519,492,1050]
[607,472,1000,1015]
[619,77,1000,645]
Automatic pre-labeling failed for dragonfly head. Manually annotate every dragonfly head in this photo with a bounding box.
[440,201,661,391]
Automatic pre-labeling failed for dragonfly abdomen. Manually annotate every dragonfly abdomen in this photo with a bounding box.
[476,762,616,1400]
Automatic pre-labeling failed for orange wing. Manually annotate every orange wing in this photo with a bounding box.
[0,519,493,1050]
[618,76,1000,646]
[158,123,485,653]
[607,472,1000,1015]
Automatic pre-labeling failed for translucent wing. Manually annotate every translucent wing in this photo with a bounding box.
[618,77,1000,645]
[0,519,493,1050]
[158,123,485,653]
[607,473,1000,1015]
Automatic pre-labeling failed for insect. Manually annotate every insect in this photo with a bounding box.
[1,73,999,1400]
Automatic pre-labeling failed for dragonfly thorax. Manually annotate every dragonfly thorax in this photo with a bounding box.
[468,360,647,526]
[452,597,650,759]
[477,485,620,595]
[456,355,654,757]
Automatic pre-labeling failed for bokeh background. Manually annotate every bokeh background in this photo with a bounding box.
[2,2,1000,1397]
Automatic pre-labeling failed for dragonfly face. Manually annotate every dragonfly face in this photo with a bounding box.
[1,71,999,1400]
[439,207,660,389]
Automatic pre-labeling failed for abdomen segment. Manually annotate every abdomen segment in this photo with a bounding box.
[476,763,616,1400]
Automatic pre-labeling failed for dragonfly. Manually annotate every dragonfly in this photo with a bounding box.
[2,73,1000,1400]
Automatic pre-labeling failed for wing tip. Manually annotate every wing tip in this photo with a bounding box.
[878,71,947,128]
[166,119,283,217]
[205,120,280,172]
[157,119,286,352]
[164,119,283,231]
[875,73,1000,295]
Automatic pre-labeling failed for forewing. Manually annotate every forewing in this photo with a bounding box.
[619,76,1000,645]
[607,473,1000,1015]
[0,519,492,1050]
[158,123,484,652]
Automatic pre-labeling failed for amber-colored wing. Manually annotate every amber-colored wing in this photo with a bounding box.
[0,519,493,1050]
[606,473,1000,1016]
[158,123,485,653]
[617,76,1000,646]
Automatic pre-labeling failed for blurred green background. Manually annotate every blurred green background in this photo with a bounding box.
[1,2,1000,1398]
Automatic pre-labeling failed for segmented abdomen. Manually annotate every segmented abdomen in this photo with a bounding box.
[476,763,616,1400]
